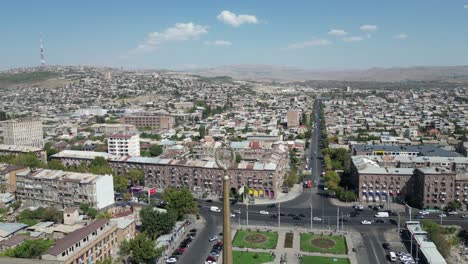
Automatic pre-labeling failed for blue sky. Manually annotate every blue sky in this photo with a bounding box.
[1,0,468,70]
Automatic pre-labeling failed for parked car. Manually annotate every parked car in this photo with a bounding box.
[312,217,322,221]
[375,219,385,224]
[382,243,391,250]
[361,220,372,225]
[414,214,425,219]
[298,213,306,218]
[439,213,447,218]
[419,210,430,215]
[447,211,458,215]
[460,214,468,219]
[259,210,269,215]
[267,204,276,208]
[209,236,218,242]
[230,213,236,218]
[292,216,301,220]
[177,248,186,253]
[206,199,213,203]
[287,213,296,217]
[270,214,278,219]
[166,256,178,263]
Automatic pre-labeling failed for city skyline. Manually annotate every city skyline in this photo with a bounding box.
[1,0,468,70]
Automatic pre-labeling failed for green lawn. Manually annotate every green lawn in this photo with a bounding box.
[232,230,278,249]
[301,256,350,264]
[300,233,347,254]
[233,251,274,264]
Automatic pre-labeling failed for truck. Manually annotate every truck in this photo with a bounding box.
[210,206,221,212]
[374,212,389,218]
[307,180,313,188]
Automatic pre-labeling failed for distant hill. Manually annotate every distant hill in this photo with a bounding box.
[0,71,60,86]
[190,64,468,82]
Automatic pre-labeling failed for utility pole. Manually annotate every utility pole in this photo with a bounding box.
[246,203,249,226]
[310,202,313,231]
[278,202,281,229]
[336,207,339,232]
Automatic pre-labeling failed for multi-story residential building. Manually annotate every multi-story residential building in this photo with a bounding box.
[174,102,194,110]
[0,163,28,193]
[352,145,462,157]
[0,144,47,163]
[107,133,140,157]
[42,219,118,264]
[192,141,222,159]
[15,169,114,209]
[90,124,137,136]
[1,119,44,148]
[51,145,289,199]
[413,168,456,209]
[287,110,300,128]
[352,156,415,203]
[110,218,136,243]
[120,112,174,130]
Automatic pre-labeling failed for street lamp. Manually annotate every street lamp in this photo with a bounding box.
[215,144,236,264]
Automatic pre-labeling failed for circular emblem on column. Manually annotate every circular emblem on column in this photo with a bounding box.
[215,143,236,171]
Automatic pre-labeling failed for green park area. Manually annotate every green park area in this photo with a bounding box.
[301,255,350,264]
[233,251,274,264]
[232,230,278,249]
[300,233,347,254]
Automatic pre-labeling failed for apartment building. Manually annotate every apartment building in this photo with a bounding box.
[0,163,28,193]
[110,218,136,243]
[1,119,44,148]
[413,168,456,210]
[352,156,415,203]
[0,144,47,163]
[107,133,140,157]
[192,141,222,159]
[15,169,114,209]
[287,110,300,128]
[120,112,174,130]
[51,145,289,199]
[90,124,137,136]
[352,145,462,157]
[42,219,118,264]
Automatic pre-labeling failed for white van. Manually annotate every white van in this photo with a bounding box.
[210,206,221,212]
[389,251,397,262]
[375,212,389,218]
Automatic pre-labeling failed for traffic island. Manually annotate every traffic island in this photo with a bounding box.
[300,233,347,254]
[233,251,274,264]
[301,255,350,264]
[232,229,278,249]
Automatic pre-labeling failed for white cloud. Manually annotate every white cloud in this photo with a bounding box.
[287,39,331,49]
[360,24,378,32]
[204,40,232,46]
[393,33,408,39]
[328,29,348,36]
[217,10,259,27]
[342,36,364,42]
[464,4,468,8]
[129,22,208,54]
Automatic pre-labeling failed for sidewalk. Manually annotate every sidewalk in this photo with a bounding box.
[247,184,303,205]
[329,198,407,212]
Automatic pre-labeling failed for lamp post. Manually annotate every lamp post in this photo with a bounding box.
[215,144,236,264]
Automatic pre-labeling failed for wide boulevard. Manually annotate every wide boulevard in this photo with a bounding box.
[177,100,468,264]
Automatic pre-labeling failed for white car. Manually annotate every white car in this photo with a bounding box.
[209,236,218,242]
[205,261,217,264]
[230,213,236,218]
[259,210,269,215]
[312,217,322,221]
[361,220,372,225]
[353,204,364,210]
[438,213,447,218]
[419,210,430,215]
[166,257,177,263]
[447,211,458,215]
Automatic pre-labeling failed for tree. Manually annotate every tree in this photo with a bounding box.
[80,203,97,219]
[113,175,129,193]
[163,188,198,220]
[97,211,112,219]
[140,206,177,239]
[2,239,53,258]
[47,160,66,170]
[96,258,113,264]
[127,169,144,186]
[149,145,163,157]
[199,125,206,139]
[446,201,462,211]
[235,153,242,163]
[88,157,114,175]
[119,233,163,264]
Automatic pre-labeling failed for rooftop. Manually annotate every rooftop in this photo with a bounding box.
[352,144,462,157]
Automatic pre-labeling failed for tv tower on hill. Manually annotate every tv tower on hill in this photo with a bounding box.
[40,34,46,67]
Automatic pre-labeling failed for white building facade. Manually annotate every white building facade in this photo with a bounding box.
[1,119,44,148]
[108,133,140,157]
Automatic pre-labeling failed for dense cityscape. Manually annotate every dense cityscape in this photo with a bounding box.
[1,1,468,264]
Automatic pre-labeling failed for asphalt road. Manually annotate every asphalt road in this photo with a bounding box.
[175,99,468,264]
